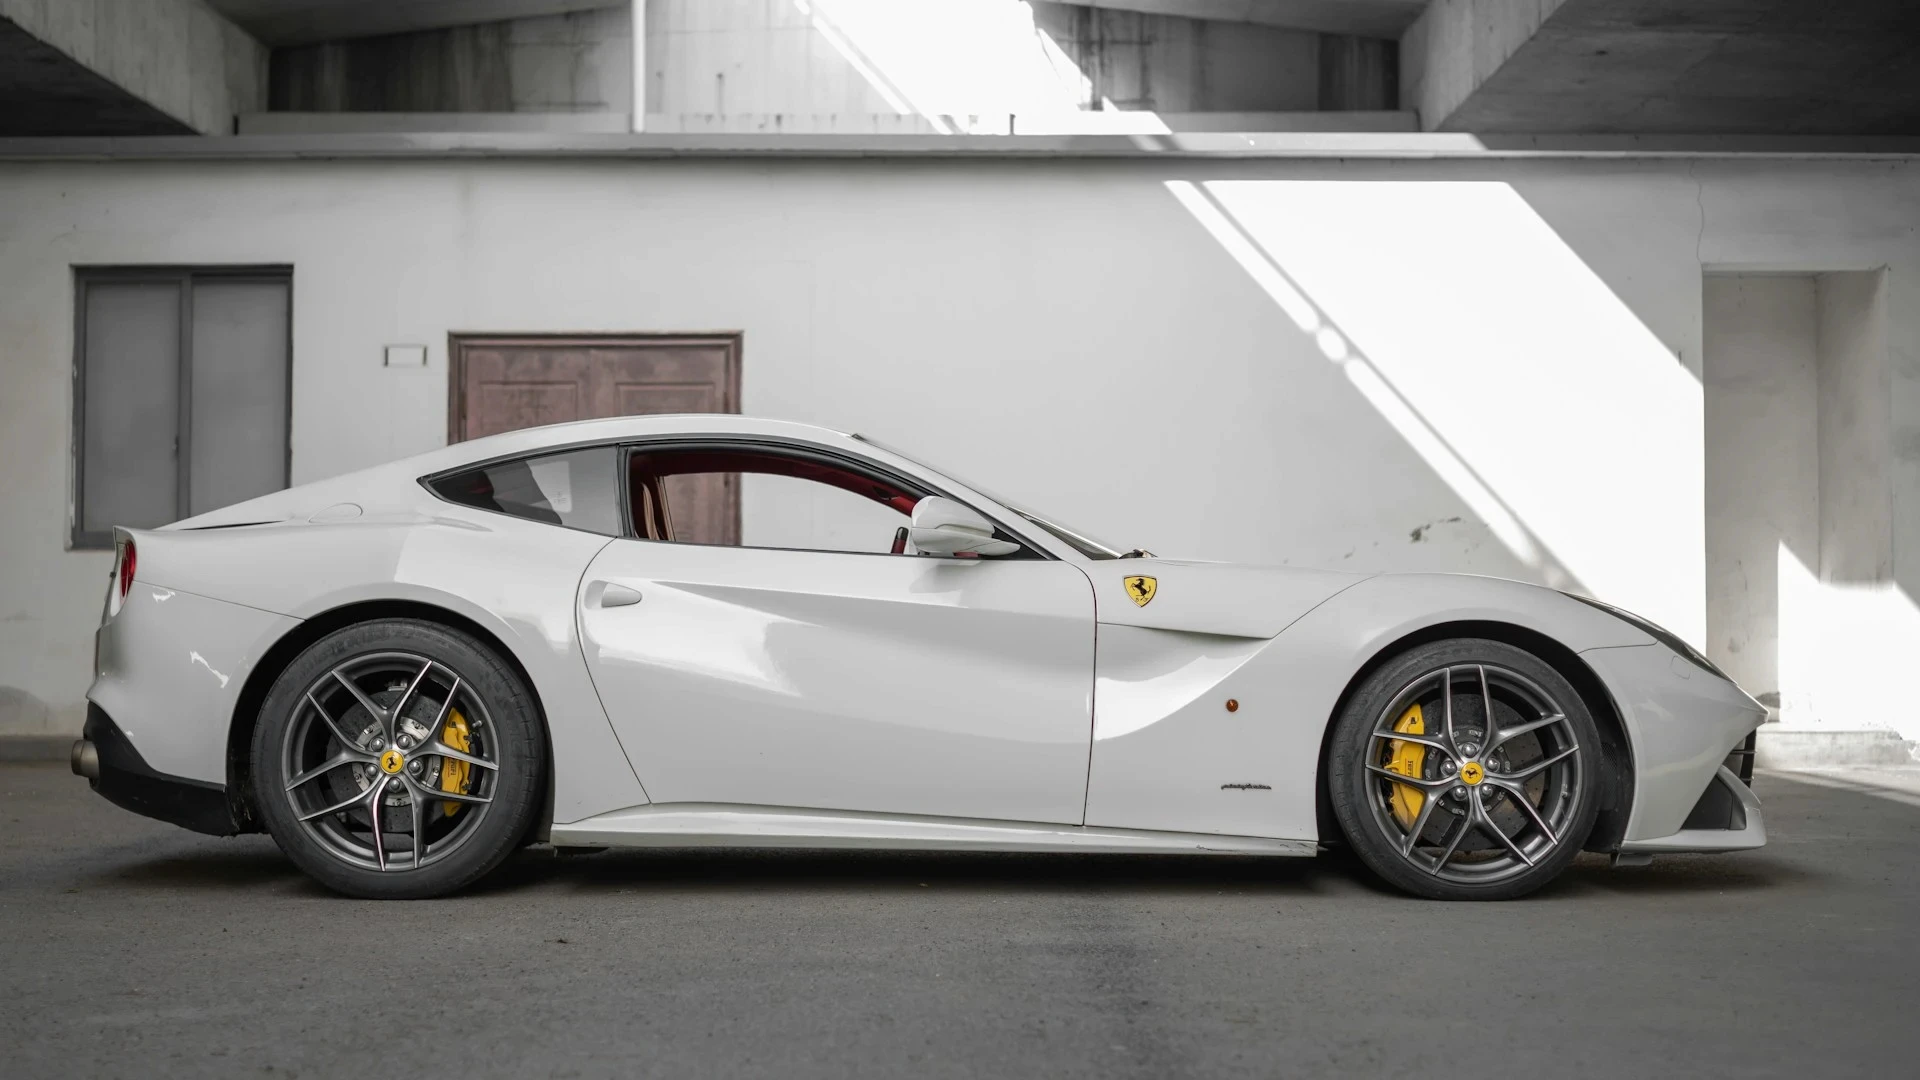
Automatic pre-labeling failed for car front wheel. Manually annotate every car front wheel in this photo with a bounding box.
[1327,638,1602,900]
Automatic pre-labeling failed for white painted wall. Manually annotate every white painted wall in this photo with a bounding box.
[2,154,1919,746]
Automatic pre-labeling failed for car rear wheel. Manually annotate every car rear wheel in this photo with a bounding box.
[1327,638,1602,900]
[251,619,543,899]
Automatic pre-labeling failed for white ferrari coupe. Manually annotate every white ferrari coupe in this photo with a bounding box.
[73,415,1765,900]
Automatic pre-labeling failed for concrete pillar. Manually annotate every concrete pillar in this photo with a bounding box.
[1709,268,1916,762]
[1703,274,1820,715]
[1816,270,1894,585]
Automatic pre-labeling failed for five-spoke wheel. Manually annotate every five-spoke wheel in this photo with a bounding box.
[282,652,499,872]
[1328,639,1602,900]
[253,619,543,899]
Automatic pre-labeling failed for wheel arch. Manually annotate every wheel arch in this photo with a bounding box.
[1312,619,1635,853]
[225,599,555,838]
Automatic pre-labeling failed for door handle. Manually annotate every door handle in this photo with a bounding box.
[588,581,643,609]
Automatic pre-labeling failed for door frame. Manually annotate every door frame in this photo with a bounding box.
[445,331,743,443]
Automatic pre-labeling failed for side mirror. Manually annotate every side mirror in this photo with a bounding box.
[909,496,1020,557]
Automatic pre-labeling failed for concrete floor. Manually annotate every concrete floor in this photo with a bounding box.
[1,764,1914,1079]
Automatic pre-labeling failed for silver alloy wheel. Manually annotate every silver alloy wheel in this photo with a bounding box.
[1363,663,1584,886]
[280,650,500,872]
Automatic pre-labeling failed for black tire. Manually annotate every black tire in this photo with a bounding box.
[1327,638,1602,900]
[251,619,544,899]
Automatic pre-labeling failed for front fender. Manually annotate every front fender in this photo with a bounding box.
[1083,573,1650,842]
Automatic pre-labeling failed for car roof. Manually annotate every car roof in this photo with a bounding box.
[164,415,887,532]
[161,413,1086,561]
[443,414,857,466]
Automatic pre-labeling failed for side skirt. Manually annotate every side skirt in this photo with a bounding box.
[549,803,1318,857]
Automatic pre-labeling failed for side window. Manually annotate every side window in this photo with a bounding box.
[744,472,911,553]
[430,447,623,536]
[629,446,925,556]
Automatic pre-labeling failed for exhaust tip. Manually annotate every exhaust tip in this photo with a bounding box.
[71,739,98,780]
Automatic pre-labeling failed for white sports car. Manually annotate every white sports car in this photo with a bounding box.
[73,415,1765,900]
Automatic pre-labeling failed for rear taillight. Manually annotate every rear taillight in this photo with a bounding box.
[118,539,137,599]
[108,537,136,618]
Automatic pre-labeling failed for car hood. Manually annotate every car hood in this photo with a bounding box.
[1081,559,1369,639]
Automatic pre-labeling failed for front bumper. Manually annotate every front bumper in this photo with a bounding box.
[1617,766,1766,854]
[1580,643,1768,848]
[75,704,240,837]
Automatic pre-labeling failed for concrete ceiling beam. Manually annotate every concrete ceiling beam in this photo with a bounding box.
[1047,0,1428,39]
[204,0,618,46]
[1399,0,1568,131]
[1402,0,1920,135]
[0,0,267,135]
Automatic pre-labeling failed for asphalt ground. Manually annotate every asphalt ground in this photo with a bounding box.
[2,763,1915,1079]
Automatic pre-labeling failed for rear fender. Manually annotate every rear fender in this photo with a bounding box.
[113,512,649,826]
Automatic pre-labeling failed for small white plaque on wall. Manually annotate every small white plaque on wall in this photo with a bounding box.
[384,344,428,368]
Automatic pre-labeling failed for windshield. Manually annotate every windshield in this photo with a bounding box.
[853,434,1126,560]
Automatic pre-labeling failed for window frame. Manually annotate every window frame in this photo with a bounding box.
[425,444,633,540]
[621,439,1049,559]
[70,265,294,550]
[418,435,1055,560]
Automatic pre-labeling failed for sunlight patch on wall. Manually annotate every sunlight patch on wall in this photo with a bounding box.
[1190,180,1702,641]
[1777,542,1920,741]
[1164,180,1549,580]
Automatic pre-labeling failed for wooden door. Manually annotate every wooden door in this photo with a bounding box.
[447,333,741,544]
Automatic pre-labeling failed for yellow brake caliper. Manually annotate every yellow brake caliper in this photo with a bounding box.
[439,708,474,818]
[1384,702,1427,829]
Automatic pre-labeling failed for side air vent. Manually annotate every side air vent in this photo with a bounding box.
[1723,730,1757,785]
[1682,769,1750,832]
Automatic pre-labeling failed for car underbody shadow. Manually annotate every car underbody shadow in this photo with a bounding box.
[468,846,1350,898]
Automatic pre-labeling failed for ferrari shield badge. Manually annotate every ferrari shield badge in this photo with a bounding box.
[1124,575,1158,607]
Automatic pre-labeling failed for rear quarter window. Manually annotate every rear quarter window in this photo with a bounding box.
[429,447,623,536]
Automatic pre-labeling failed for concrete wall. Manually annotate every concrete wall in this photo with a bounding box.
[270,6,631,113]
[1788,269,1903,741]
[1,154,1918,748]
[1703,274,1821,715]
[1029,4,1321,112]
[1399,0,1566,131]
[1705,267,1911,750]
[645,0,1386,133]
[0,0,267,133]
[1818,271,1894,584]
[254,0,1400,133]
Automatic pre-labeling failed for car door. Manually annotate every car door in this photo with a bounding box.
[575,455,1098,825]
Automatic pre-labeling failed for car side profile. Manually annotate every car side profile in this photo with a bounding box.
[73,415,1766,900]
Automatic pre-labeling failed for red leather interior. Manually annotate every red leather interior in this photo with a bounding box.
[628,447,920,539]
